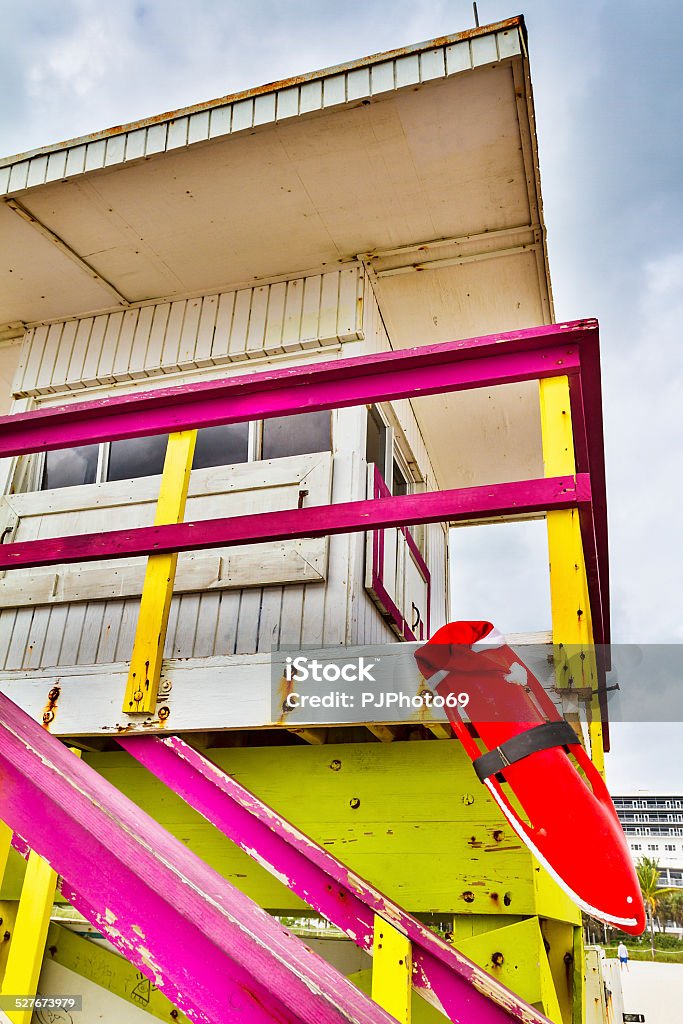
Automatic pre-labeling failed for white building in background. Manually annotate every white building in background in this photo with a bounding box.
[613,793,683,888]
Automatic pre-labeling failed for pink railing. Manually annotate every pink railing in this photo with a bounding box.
[0,319,608,646]
[0,322,606,1023]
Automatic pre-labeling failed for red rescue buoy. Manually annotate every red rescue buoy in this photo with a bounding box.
[415,620,645,934]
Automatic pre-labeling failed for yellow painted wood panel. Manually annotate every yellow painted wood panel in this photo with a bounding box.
[350,969,442,1024]
[0,850,27,904]
[0,822,11,881]
[123,430,197,714]
[0,902,19,986]
[0,853,57,1024]
[541,919,575,1024]
[539,376,603,774]
[84,742,578,919]
[372,915,411,1024]
[43,923,190,1024]
[454,918,560,1019]
[353,919,564,1024]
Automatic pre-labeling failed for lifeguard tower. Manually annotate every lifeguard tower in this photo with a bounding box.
[0,16,612,1024]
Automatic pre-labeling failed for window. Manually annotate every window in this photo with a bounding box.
[665,844,676,852]
[42,444,99,489]
[365,406,418,496]
[648,844,659,851]
[108,424,253,481]
[261,411,331,460]
[107,434,169,482]
[192,423,250,470]
[631,844,642,851]
[36,415,329,491]
[392,457,410,496]
[366,407,388,482]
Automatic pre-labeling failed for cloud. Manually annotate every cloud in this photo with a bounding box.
[605,248,683,643]
[0,0,457,155]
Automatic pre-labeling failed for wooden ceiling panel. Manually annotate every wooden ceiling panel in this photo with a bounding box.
[3,65,537,321]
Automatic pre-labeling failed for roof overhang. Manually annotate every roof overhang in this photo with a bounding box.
[0,16,551,334]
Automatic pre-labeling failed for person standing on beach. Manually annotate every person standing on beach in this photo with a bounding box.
[617,941,630,971]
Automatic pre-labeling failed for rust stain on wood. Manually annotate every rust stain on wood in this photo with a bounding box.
[42,684,60,731]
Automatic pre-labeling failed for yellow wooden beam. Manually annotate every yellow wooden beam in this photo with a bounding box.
[0,902,19,988]
[571,924,585,1024]
[537,943,564,1024]
[425,723,452,740]
[542,919,576,1024]
[1,853,57,1023]
[371,915,411,1024]
[0,752,82,1023]
[540,376,595,1024]
[539,376,603,775]
[453,917,561,1019]
[288,728,327,745]
[0,822,11,883]
[123,430,197,715]
[366,724,399,743]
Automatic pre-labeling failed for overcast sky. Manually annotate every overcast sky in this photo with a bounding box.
[1,1,681,791]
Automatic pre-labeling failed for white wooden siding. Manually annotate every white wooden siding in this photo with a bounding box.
[0,453,332,607]
[352,277,449,643]
[0,582,347,670]
[0,638,556,736]
[0,26,522,197]
[0,406,370,669]
[14,267,364,396]
[0,274,449,674]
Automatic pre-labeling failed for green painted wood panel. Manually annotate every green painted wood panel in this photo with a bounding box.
[44,923,190,1023]
[83,740,578,921]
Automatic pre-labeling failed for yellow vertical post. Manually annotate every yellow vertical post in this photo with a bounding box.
[0,822,11,882]
[371,915,411,1024]
[539,376,603,775]
[0,852,57,1024]
[0,820,16,987]
[1,751,81,1023]
[122,430,197,715]
[572,924,586,1024]
[537,946,564,1024]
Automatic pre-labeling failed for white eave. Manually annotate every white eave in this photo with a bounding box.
[0,15,553,350]
[0,19,525,190]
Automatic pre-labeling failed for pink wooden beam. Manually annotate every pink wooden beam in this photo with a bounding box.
[0,325,593,458]
[570,332,610,651]
[0,474,591,571]
[0,691,401,1024]
[120,734,553,1024]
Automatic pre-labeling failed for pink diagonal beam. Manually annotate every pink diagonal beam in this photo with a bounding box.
[0,328,589,458]
[0,474,590,571]
[0,691,401,1024]
[120,734,553,1024]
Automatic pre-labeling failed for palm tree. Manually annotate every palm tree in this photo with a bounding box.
[658,890,683,934]
[636,857,677,959]
[672,891,683,931]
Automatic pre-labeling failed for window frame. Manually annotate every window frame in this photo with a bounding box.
[365,404,393,486]
[30,415,334,493]
[258,409,332,463]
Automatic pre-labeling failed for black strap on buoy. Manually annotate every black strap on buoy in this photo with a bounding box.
[473,720,580,782]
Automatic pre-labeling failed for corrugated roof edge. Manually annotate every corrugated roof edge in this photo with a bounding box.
[0,16,524,169]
